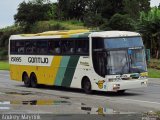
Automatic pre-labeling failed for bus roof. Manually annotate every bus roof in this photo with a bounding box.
[89,31,140,38]
[10,30,140,40]
[10,29,91,40]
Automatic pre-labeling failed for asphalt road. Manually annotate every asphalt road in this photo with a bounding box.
[0,70,160,119]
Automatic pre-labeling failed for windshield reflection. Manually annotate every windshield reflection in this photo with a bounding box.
[129,49,147,73]
[92,37,147,76]
[107,50,129,75]
[106,49,147,75]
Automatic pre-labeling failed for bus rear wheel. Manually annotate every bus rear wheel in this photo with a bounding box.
[23,73,31,87]
[82,77,92,94]
[30,73,38,88]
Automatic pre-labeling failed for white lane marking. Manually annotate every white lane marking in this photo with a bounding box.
[118,98,160,105]
[0,101,10,105]
[0,74,9,77]
[0,107,10,110]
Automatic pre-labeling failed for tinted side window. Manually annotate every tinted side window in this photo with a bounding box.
[48,40,61,54]
[37,41,48,54]
[15,41,25,54]
[76,40,89,55]
[25,41,36,54]
[61,40,75,54]
[92,37,104,50]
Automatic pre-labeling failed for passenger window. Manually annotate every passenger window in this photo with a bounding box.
[48,40,61,54]
[15,41,25,54]
[76,40,89,55]
[25,41,37,54]
[61,40,75,54]
[37,41,48,54]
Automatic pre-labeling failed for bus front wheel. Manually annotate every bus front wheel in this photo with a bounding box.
[82,77,92,94]
[23,73,31,87]
[30,73,38,88]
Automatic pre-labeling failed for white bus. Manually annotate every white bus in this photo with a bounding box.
[9,30,148,93]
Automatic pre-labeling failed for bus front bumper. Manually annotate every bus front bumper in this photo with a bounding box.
[106,79,148,91]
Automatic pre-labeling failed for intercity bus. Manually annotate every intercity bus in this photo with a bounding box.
[9,29,148,93]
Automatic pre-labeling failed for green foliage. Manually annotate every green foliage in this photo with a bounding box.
[101,14,135,31]
[57,0,125,20]
[148,68,160,78]
[30,21,66,33]
[0,25,23,48]
[30,20,86,33]
[0,61,9,70]
[0,49,8,56]
[99,20,112,31]
[14,0,55,26]
[147,59,160,78]
[138,7,160,58]
[123,0,150,19]
[148,59,160,70]
[83,12,104,28]
[0,48,8,60]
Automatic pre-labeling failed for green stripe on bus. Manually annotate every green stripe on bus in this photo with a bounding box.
[70,34,80,38]
[70,32,91,38]
[54,56,70,86]
[61,56,80,87]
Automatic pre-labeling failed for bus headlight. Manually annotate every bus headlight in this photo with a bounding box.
[113,84,120,90]
[108,78,121,82]
[141,81,148,85]
[139,76,147,79]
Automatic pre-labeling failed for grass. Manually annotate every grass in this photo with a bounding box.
[31,20,88,33]
[148,59,160,70]
[0,61,9,70]
[147,59,160,78]
[148,68,160,78]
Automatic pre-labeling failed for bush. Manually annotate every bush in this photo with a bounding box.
[100,20,112,30]
[30,20,86,33]
[0,49,8,60]
[0,50,8,56]
[50,23,66,30]
[30,21,67,33]
[83,12,104,28]
[107,13,135,31]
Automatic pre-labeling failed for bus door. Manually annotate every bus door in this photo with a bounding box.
[96,52,107,77]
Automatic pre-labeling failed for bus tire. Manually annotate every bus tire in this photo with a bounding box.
[30,73,38,88]
[22,72,31,87]
[82,77,92,94]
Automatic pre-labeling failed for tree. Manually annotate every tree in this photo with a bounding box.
[86,0,124,19]
[56,0,70,20]
[107,13,135,31]
[57,0,125,20]
[138,7,160,58]
[83,12,104,28]
[14,0,55,26]
[123,0,150,19]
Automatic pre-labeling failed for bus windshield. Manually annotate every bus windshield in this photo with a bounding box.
[107,49,147,75]
[92,36,147,76]
[104,37,143,49]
